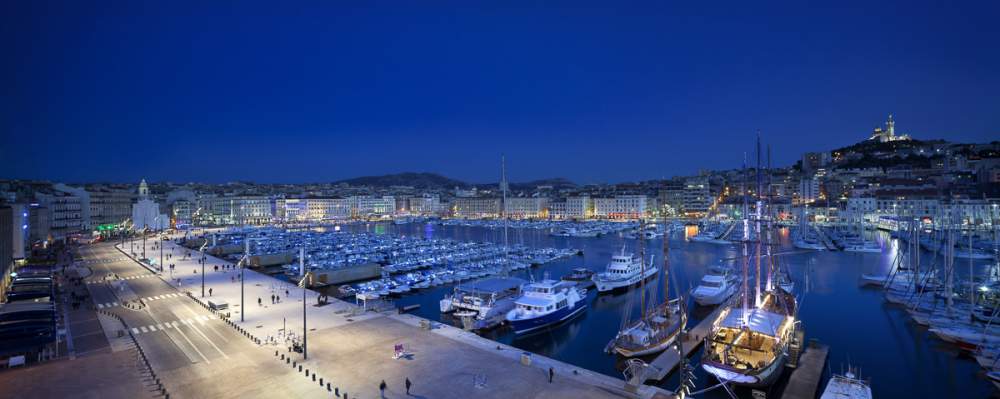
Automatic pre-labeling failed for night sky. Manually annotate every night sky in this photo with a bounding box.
[2,1,998,184]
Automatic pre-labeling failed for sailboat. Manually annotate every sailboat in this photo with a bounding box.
[702,140,799,387]
[606,219,687,357]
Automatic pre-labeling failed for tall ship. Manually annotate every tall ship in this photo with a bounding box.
[592,246,658,292]
[701,139,800,387]
[505,277,587,334]
[606,221,687,357]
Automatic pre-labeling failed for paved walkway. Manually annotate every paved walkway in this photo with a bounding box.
[115,234,673,399]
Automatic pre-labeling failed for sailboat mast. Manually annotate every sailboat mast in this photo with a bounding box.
[741,154,750,325]
[664,215,671,314]
[754,132,762,306]
[501,155,510,276]
[766,144,774,291]
[639,218,647,318]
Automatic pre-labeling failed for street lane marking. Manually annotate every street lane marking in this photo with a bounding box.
[132,328,139,334]
[157,323,165,330]
[148,325,157,332]
[140,326,148,333]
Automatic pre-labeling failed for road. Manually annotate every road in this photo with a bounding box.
[77,241,327,398]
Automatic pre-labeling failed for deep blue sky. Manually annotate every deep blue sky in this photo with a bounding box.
[2,1,998,185]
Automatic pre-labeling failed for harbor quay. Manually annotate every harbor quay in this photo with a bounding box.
[117,234,674,398]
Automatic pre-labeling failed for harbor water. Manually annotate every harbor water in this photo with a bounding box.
[344,221,995,398]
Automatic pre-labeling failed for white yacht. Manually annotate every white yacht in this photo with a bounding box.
[820,369,873,399]
[505,279,587,334]
[439,277,525,330]
[592,249,658,293]
[691,265,738,306]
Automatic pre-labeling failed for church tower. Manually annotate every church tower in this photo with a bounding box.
[886,114,895,138]
[139,179,149,199]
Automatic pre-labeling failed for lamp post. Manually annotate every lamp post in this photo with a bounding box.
[199,241,208,297]
[142,227,147,260]
[299,247,308,360]
[241,237,249,322]
[155,216,163,273]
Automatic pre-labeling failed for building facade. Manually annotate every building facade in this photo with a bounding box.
[453,197,500,219]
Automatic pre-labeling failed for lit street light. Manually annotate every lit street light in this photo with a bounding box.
[199,240,208,297]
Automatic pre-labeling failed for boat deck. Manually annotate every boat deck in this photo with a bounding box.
[642,304,725,381]
[780,341,829,399]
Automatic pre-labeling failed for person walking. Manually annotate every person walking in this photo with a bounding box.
[209,288,213,296]
[379,380,387,398]
[258,297,262,306]
[271,294,275,304]
[548,367,554,383]
[405,377,412,395]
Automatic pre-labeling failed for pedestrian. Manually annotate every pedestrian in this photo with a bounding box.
[214,265,219,272]
[549,367,554,383]
[258,297,262,306]
[379,380,387,398]
[271,294,275,304]
[209,288,213,296]
[405,377,412,395]
[285,289,289,297]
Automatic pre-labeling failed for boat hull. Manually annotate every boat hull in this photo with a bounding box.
[509,303,587,334]
[594,267,659,293]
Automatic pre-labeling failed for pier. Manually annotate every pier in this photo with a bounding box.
[812,226,841,251]
[780,340,829,399]
[641,305,726,382]
[717,222,737,241]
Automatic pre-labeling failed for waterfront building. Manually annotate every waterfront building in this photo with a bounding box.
[873,190,940,221]
[170,199,194,226]
[195,195,273,226]
[504,197,549,219]
[548,200,568,219]
[942,199,997,226]
[351,195,396,217]
[131,179,169,230]
[565,196,593,219]
[657,180,685,216]
[798,172,823,204]
[0,205,13,299]
[592,195,651,219]
[53,183,91,231]
[408,194,441,216]
[27,203,50,245]
[682,178,712,217]
[34,190,83,242]
[165,189,197,226]
[452,197,500,219]
[845,197,877,224]
[88,188,135,228]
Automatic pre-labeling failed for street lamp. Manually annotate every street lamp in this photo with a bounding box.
[240,238,249,323]
[199,241,208,297]
[155,216,163,273]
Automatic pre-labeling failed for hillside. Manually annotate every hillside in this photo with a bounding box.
[333,172,576,191]
[333,173,469,189]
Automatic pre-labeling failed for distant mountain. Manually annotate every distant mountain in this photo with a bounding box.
[333,173,469,189]
[333,172,575,192]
